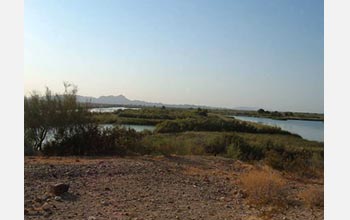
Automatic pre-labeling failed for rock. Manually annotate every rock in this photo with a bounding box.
[41,202,51,212]
[54,196,63,202]
[101,200,109,206]
[48,183,69,196]
[42,193,50,201]
[88,216,97,220]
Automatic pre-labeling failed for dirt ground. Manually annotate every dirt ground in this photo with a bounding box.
[24,155,323,220]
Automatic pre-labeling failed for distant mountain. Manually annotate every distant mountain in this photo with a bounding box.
[77,94,215,109]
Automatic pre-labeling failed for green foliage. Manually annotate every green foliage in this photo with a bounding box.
[93,113,162,125]
[196,108,208,116]
[226,144,241,159]
[155,117,294,136]
[204,135,227,155]
[43,126,145,156]
[24,84,323,176]
[257,109,265,114]
[117,108,197,120]
[261,140,323,177]
[24,84,92,152]
[24,84,153,156]
[140,131,323,176]
[210,108,323,121]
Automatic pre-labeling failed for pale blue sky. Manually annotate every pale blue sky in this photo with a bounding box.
[24,0,323,113]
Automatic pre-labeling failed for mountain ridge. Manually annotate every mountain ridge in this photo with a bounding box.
[76,94,217,109]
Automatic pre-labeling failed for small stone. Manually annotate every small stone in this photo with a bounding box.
[48,183,69,196]
[41,202,51,212]
[219,197,225,201]
[88,216,97,220]
[101,200,109,206]
[54,196,62,202]
[42,193,50,201]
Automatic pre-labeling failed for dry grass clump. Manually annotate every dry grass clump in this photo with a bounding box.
[240,168,286,205]
[298,186,324,208]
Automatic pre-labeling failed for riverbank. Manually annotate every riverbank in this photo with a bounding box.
[25,156,323,220]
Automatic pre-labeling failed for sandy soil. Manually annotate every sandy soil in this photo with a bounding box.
[24,155,323,220]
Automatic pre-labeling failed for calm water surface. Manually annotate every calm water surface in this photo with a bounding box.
[232,116,324,142]
[89,107,140,113]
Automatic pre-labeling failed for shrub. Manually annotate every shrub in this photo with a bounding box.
[263,141,321,177]
[155,117,294,136]
[24,83,92,153]
[226,143,241,159]
[224,135,264,161]
[204,135,226,155]
[42,126,145,156]
[298,186,324,208]
[240,169,286,205]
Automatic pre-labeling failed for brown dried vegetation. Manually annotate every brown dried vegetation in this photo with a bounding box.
[239,168,287,205]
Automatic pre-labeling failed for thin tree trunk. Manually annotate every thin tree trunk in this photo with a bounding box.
[36,128,47,151]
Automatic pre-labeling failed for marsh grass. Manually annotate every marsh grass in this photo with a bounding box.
[141,131,323,176]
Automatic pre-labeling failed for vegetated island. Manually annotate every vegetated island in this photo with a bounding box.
[24,84,323,220]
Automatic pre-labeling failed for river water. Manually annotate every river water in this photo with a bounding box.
[232,116,324,142]
[89,107,140,113]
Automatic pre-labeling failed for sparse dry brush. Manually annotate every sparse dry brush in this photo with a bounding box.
[239,168,286,205]
[298,186,324,208]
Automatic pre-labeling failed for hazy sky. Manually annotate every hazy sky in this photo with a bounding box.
[24,0,324,113]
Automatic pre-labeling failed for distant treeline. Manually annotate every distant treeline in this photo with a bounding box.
[210,108,324,121]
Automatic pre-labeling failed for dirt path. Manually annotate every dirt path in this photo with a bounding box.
[24,156,323,220]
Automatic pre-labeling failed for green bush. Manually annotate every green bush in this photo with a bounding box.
[204,136,227,155]
[226,144,241,159]
[155,117,294,136]
[42,126,145,156]
[224,135,264,160]
[24,83,93,153]
[262,141,322,177]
